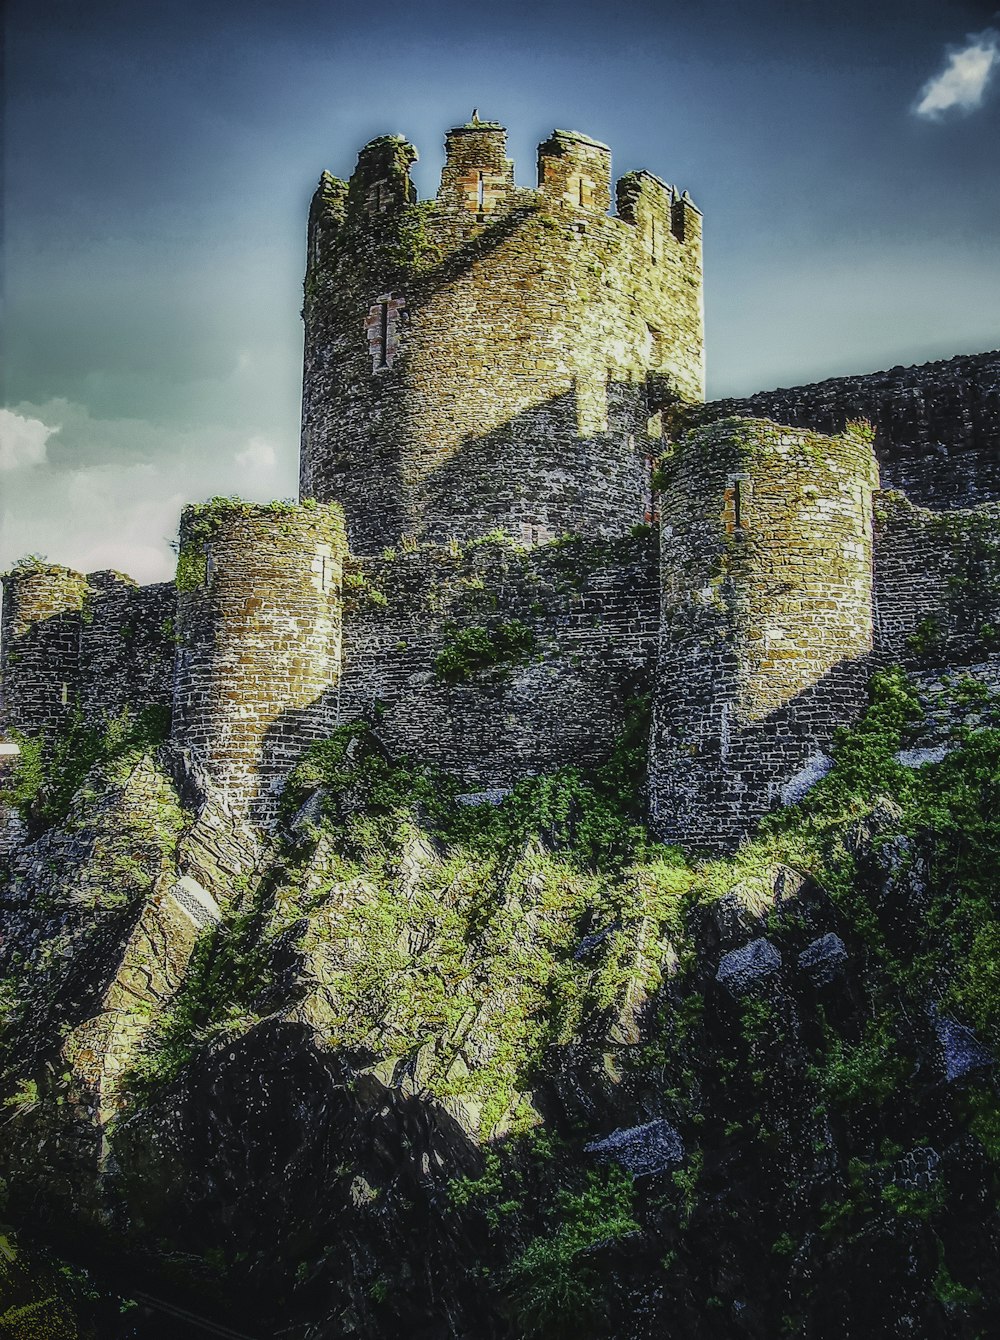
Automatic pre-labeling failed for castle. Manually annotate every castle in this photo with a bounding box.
[2,119,1000,850]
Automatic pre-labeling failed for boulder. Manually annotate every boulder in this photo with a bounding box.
[716,938,782,996]
[798,933,848,986]
[585,1118,685,1176]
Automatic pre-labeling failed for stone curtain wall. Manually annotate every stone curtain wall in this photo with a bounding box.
[172,501,347,825]
[0,566,174,740]
[299,121,704,554]
[701,351,1000,510]
[874,494,1000,665]
[338,532,659,785]
[650,419,878,850]
[78,574,175,727]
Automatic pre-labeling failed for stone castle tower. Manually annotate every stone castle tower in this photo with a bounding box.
[299,120,704,553]
[4,116,998,852]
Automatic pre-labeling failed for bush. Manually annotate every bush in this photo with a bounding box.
[433,620,536,683]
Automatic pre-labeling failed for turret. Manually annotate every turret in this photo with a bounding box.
[0,563,90,739]
[649,419,878,850]
[438,120,515,215]
[171,500,347,826]
[299,119,705,554]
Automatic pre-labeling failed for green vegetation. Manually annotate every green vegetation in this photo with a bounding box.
[175,496,309,593]
[0,704,171,830]
[432,619,537,683]
[508,1167,638,1337]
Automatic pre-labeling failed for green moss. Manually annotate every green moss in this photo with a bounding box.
[0,705,171,831]
[432,620,537,683]
[508,1166,638,1338]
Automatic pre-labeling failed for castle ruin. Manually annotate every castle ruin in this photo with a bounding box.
[3,119,1000,849]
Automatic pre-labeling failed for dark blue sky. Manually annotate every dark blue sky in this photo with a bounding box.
[3,0,999,579]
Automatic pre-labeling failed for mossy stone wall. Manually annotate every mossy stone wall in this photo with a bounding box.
[172,501,347,825]
[0,567,174,741]
[650,418,878,849]
[700,350,1000,510]
[338,532,659,783]
[874,495,1000,665]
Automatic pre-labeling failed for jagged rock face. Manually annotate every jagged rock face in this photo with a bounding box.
[3,674,1000,1338]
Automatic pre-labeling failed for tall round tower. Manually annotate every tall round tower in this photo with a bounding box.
[299,120,704,553]
[171,501,347,826]
[649,418,878,850]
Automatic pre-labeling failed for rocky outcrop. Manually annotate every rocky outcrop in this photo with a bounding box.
[3,675,1000,1338]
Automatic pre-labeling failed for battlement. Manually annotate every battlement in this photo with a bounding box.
[299,117,705,554]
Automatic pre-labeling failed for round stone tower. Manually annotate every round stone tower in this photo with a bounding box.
[0,563,90,739]
[649,418,879,850]
[171,501,347,825]
[299,120,704,554]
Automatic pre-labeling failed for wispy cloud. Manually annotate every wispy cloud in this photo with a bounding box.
[914,29,1000,119]
[0,408,59,471]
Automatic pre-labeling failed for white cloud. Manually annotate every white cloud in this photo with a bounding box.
[0,398,298,583]
[0,408,60,471]
[914,30,1000,119]
[234,436,277,471]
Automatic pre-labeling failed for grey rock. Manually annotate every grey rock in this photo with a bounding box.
[574,924,617,961]
[895,745,951,768]
[584,1118,684,1176]
[290,788,327,837]
[716,937,782,995]
[798,933,848,985]
[456,788,512,807]
[935,1016,994,1083]
[780,752,833,805]
[167,875,222,930]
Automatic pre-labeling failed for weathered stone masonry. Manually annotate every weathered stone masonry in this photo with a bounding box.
[702,350,1000,510]
[171,502,346,826]
[0,565,173,739]
[338,533,659,785]
[299,121,704,555]
[649,419,878,848]
[4,120,1000,852]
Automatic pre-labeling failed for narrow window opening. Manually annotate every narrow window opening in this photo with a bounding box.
[650,218,657,260]
[320,555,328,591]
[578,177,585,207]
[477,171,485,211]
[379,301,389,368]
[734,479,743,531]
[61,682,68,706]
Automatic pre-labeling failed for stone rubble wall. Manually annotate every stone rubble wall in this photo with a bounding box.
[0,566,174,741]
[649,419,878,850]
[699,350,1000,510]
[171,502,347,826]
[873,493,1000,665]
[337,532,660,784]
[300,122,703,555]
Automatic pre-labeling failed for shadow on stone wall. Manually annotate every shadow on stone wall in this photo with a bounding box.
[650,651,877,852]
[413,381,659,546]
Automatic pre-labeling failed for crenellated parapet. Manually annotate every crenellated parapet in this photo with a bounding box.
[299,118,704,554]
